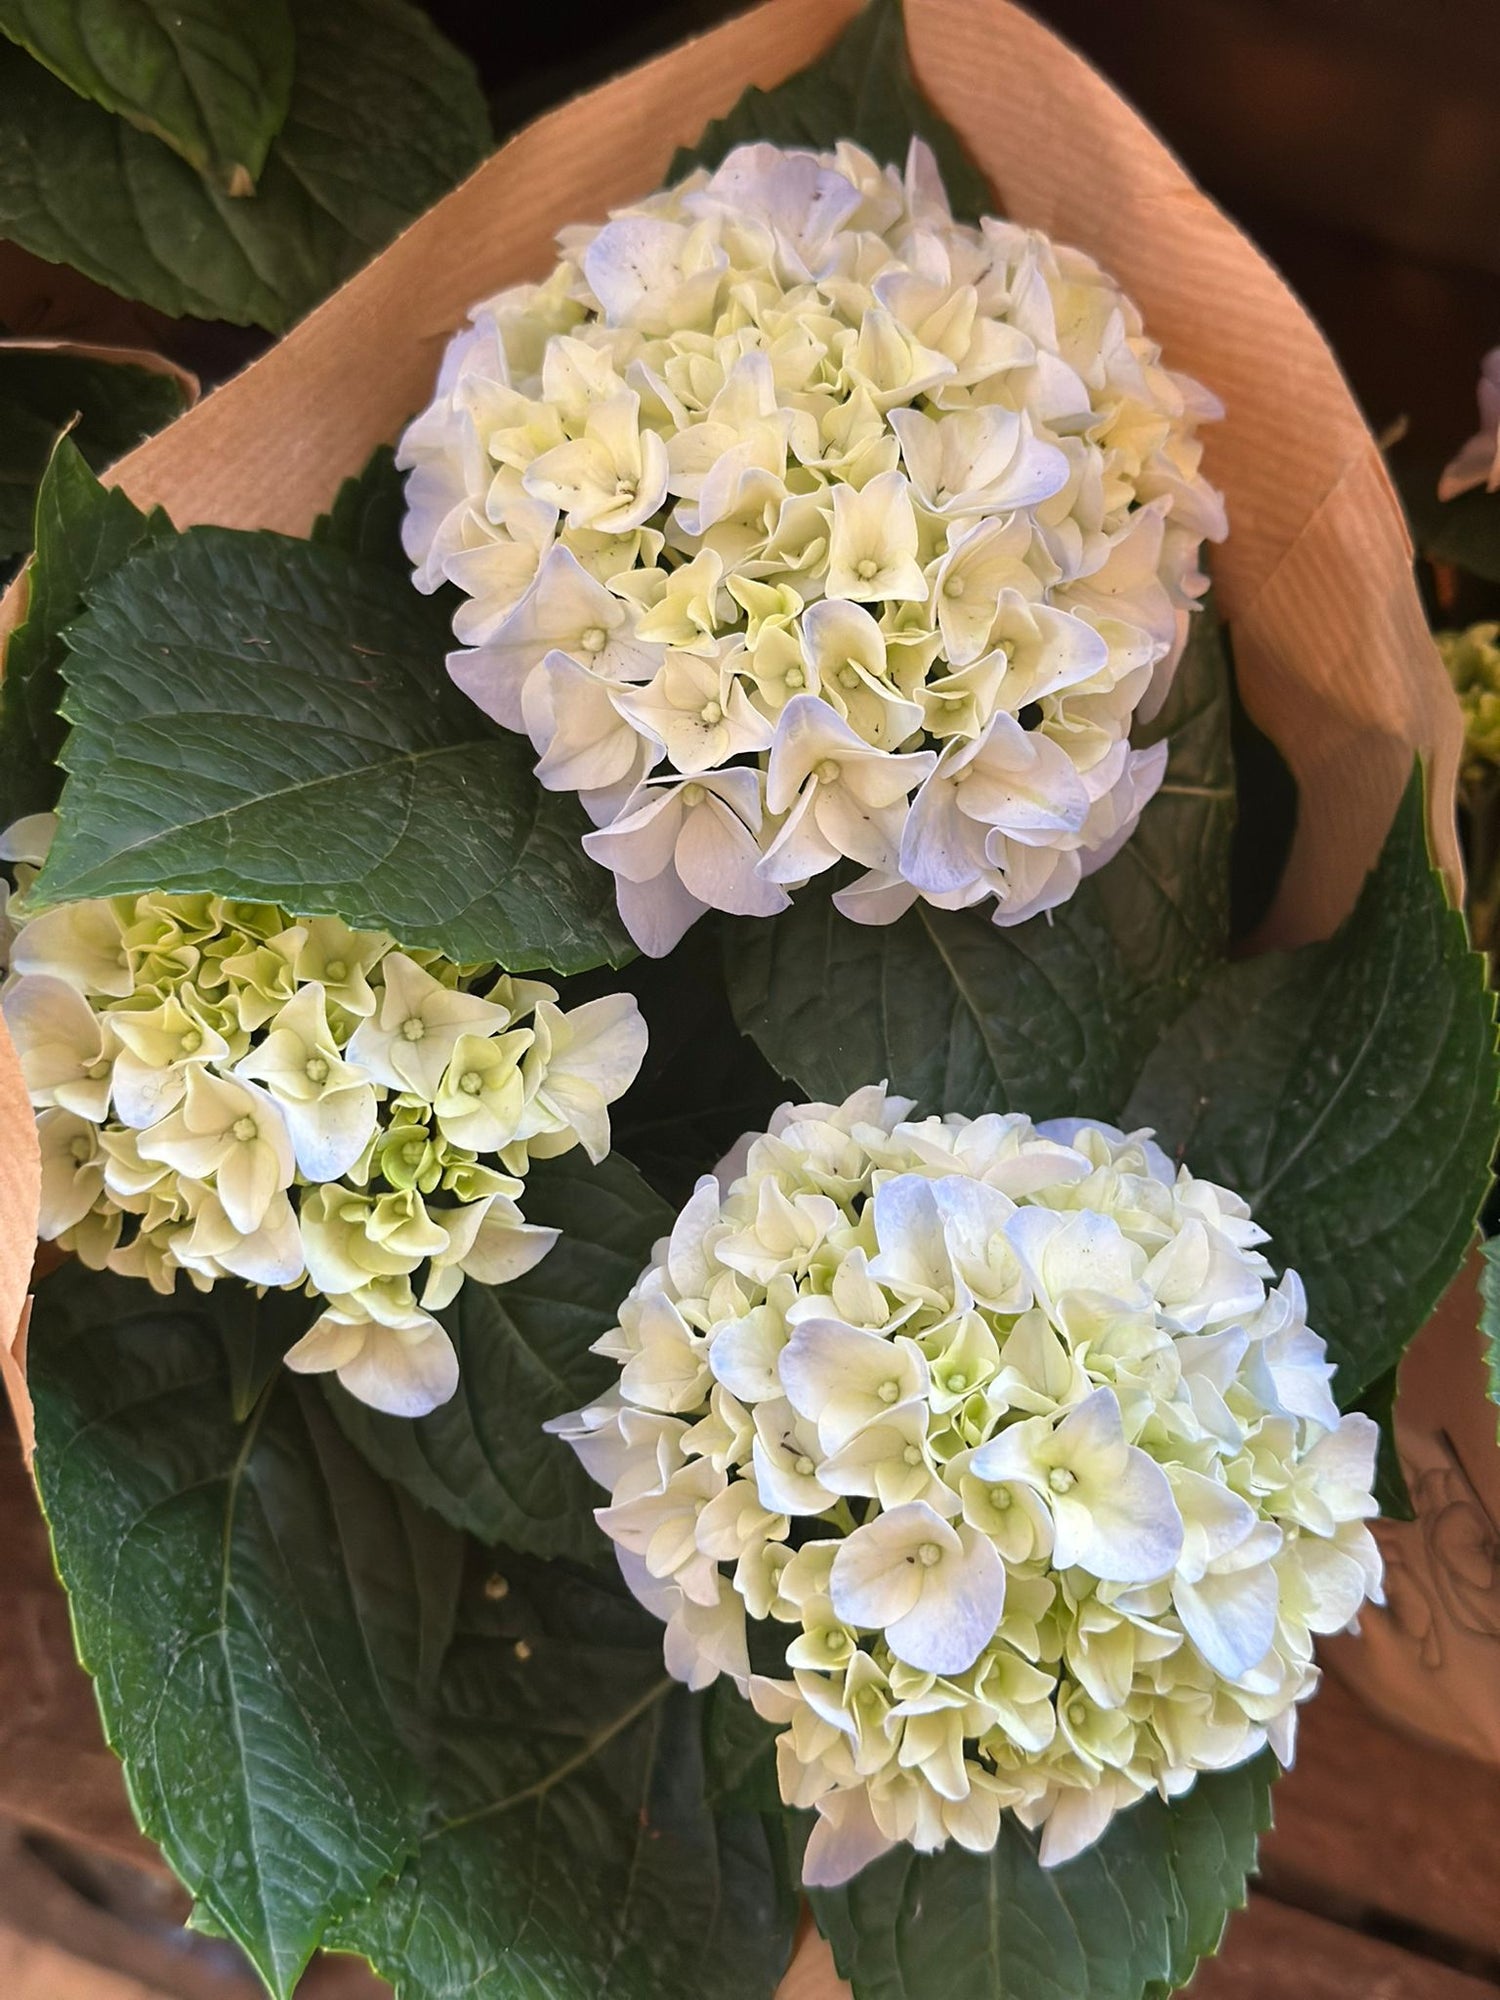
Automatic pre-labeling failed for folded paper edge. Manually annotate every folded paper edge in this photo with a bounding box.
[900,0,1463,942]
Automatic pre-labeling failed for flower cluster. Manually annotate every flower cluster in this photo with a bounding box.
[1,816,647,1416]
[1439,344,1500,501]
[1439,622,1500,785]
[401,139,1225,956]
[554,1086,1382,1886]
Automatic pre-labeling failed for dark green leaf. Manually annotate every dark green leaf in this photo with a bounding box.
[724,599,1234,1123]
[0,437,171,823]
[0,0,294,189]
[1095,595,1235,1038]
[590,916,785,1206]
[811,1754,1274,2000]
[311,444,407,571]
[0,345,188,570]
[328,1152,671,1561]
[726,875,1144,1122]
[1127,771,1498,1405]
[1348,1364,1415,1520]
[0,0,489,331]
[670,0,992,225]
[1226,653,1297,944]
[1480,1237,1500,1439]
[702,1681,783,1815]
[326,1551,798,2000]
[38,523,632,974]
[1403,466,1500,586]
[28,1264,425,2000]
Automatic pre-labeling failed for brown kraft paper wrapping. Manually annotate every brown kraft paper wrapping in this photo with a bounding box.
[0,5,1485,1990]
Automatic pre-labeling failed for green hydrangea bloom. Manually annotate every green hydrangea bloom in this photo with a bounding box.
[3,822,648,1417]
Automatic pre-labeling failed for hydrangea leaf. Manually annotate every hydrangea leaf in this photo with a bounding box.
[809,1753,1275,2000]
[0,344,189,575]
[600,918,786,1206]
[1225,669,1297,942]
[0,0,488,331]
[310,443,407,570]
[37,520,633,974]
[703,1681,784,1815]
[31,1260,798,2000]
[0,0,294,190]
[1126,769,1498,1407]
[725,874,1142,1122]
[1480,1236,1500,1438]
[1091,596,1235,1039]
[669,0,992,224]
[325,1561,797,2000]
[723,602,1233,1123]
[0,436,171,823]
[27,1263,426,2000]
[1399,456,1500,586]
[327,1152,672,1562]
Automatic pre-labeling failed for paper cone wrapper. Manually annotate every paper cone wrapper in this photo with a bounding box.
[1323,1254,1500,1769]
[0,5,1476,1988]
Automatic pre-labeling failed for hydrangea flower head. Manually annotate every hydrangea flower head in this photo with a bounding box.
[402,140,1226,955]
[554,1086,1382,1886]
[2,817,647,1416]
[1439,621,1500,784]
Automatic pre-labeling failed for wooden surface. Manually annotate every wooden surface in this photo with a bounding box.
[1264,1669,1500,1963]
[1193,1896,1500,2000]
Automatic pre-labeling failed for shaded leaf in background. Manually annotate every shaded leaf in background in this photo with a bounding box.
[670,0,992,223]
[0,0,489,331]
[702,1680,784,1815]
[311,443,407,571]
[724,597,1234,1123]
[810,1754,1274,2000]
[0,436,170,823]
[0,341,190,575]
[329,1152,671,1562]
[1225,654,1298,943]
[1127,771,1497,1408]
[28,1264,422,2000]
[1107,600,1236,971]
[1085,593,1235,1066]
[1400,456,1500,588]
[586,915,786,1206]
[0,0,294,190]
[39,519,632,974]
[1481,1236,1500,1437]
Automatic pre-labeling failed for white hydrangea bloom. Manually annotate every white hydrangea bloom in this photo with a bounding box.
[404,139,1225,955]
[2,819,648,1417]
[553,1085,1381,1886]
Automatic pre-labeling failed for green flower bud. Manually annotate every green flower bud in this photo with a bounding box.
[374,1116,447,1195]
[1439,623,1500,781]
